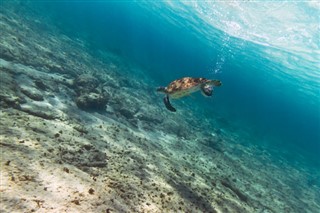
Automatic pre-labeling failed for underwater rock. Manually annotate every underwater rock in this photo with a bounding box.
[34,79,48,91]
[73,124,89,134]
[220,179,248,203]
[73,74,99,95]
[161,120,189,138]
[19,106,57,120]
[0,69,24,108]
[20,86,44,101]
[75,92,108,110]
[14,72,45,101]
[136,113,162,125]
[202,136,224,152]
[118,108,135,119]
[0,48,16,62]
[59,146,107,168]
[0,94,24,109]
[73,74,110,111]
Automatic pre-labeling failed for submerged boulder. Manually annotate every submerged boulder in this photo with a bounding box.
[0,70,25,108]
[73,74,99,95]
[20,86,44,101]
[72,74,110,111]
[75,92,108,110]
[0,94,24,109]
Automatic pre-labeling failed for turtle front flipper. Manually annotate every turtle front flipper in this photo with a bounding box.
[163,95,176,112]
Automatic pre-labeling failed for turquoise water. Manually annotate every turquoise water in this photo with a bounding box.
[37,1,320,165]
[1,1,320,212]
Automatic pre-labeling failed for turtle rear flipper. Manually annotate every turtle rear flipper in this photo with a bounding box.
[163,95,176,112]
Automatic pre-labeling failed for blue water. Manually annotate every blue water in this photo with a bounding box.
[33,1,319,165]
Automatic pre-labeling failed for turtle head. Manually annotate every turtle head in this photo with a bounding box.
[156,86,167,94]
[209,80,222,87]
[201,79,221,97]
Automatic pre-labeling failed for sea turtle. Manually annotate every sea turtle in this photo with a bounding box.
[157,77,222,112]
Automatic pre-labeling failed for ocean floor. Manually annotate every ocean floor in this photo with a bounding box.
[1,3,320,213]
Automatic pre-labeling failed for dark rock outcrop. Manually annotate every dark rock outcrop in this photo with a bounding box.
[72,74,109,111]
[73,74,99,95]
[20,87,44,101]
[59,146,108,169]
[75,92,108,111]
[0,69,25,108]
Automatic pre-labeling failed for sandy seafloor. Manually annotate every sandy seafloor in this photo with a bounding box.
[1,3,320,213]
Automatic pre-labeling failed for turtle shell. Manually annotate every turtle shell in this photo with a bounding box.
[166,77,210,99]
